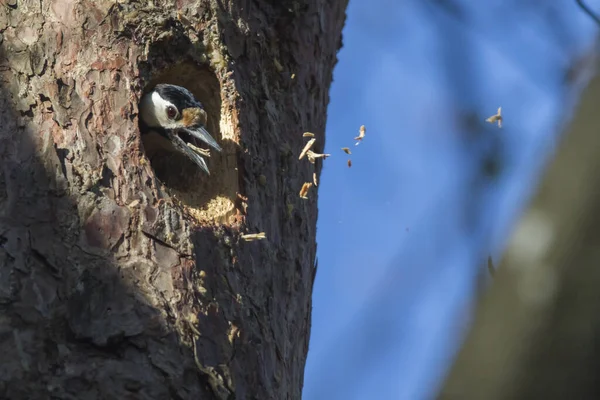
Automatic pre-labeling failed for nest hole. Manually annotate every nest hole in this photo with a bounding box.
[140,63,238,224]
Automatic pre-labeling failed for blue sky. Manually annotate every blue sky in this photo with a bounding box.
[303,1,599,399]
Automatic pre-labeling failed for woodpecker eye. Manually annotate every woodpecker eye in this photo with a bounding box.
[166,106,178,120]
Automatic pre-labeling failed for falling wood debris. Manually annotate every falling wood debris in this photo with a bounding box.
[486,107,502,128]
[299,138,316,160]
[299,182,313,199]
[241,232,266,241]
[347,159,352,168]
[297,130,333,195]
[341,147,351,155]
[306,150,330,164]
[354,125,366,145]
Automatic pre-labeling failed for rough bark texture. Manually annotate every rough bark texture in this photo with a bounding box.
[0,0,347,398]
[438,66,600,398]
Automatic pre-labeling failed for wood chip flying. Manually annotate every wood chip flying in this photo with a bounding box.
[486,107,502,128]
[241,232,266,241]
[299,138,316,160]
[303,132,315,138]
[341,147,351,155]
[347,159,352,168]
[313,172,318,186]
[354,125,366,144]
[306,150,331,164]
[299,182,313,199]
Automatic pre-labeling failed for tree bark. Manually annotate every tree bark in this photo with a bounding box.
[0,1,347,399]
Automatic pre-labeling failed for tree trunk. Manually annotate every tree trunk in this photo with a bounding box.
[0,1,347,399]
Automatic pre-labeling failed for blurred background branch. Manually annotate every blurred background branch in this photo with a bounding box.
[439,54,600,399]
[577,0,600,27]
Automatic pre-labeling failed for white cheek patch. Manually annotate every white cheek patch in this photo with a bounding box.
[140,91,179,129]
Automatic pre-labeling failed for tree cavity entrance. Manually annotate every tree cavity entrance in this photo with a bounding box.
[140,63,238,225]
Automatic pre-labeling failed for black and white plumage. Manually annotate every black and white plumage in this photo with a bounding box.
[139,84,221,175]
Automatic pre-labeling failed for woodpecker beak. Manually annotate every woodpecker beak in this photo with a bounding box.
[180,107,221,152]
[165,125,221,175]
[165,130,211,175]
[182,125,222,152]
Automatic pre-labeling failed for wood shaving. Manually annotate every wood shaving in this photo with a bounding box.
[299,138,316,160]
[313,172,318,186]
[347,159,352,168]
[241,232,266,241]
[306,150,331,164]
[187,142,211,157]
[486,107,502,128]
[303,132,315,138]
[354,125,366,142]
[341,147,351,155]
[299,182,313,199]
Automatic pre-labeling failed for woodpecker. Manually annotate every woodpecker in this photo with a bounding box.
[139,84,222,175]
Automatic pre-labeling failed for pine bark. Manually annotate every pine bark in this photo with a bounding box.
[0,0,347,398]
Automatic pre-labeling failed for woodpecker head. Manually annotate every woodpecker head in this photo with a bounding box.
[139,84,221,175]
